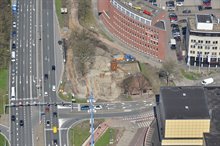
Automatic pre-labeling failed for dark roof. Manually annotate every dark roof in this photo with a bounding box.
[160,86,210,119]
[204,87,220,133]
[204,133,220,146]
[197,15,212,23]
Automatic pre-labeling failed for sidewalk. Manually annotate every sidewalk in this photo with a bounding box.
[83,122,109,146]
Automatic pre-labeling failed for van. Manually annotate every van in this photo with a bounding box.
[201,78,214,85]
[11,51,15,62]
[11,87,15,100]
[170,39,176,49]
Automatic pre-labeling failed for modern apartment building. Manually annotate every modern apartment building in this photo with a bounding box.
[98,0,168,61]
[186,14,220,67]
[155,86,211,146]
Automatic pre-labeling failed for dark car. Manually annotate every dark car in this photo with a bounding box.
[182,27,187,35]
[182,9,191,13]
[12,31,16,37]
[12,43,16,49]
[53,112,57,117]
[46,120,50,126]
[44,74,48,79]
[11,115,16,121]
[53,139,57,145]
[20,120,24,126]
[81,105,90,111]
[204,7,212,10]
[52,65,55,70]
[198,5,203,11]
[171,23,178,28]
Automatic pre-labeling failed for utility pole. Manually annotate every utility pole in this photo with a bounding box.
[88,92,95,146]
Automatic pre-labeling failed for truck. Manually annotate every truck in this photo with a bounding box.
[12,0,17,13]
[113,54,135,62]
[170,39,176,49]
[11,87,15,100]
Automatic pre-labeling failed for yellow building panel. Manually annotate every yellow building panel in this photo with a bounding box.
[162,139,203,146]
[165,119,210,138]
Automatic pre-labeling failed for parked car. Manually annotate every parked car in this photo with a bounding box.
[198,5,203,11]
[182,9,191,13]
[95,105,103,110]
[201,78,214,85]
[171,23,179,28]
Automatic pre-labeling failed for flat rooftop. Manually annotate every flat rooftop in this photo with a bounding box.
[160,86,210,119]
[188,14,220,32]
[114,0,162,20]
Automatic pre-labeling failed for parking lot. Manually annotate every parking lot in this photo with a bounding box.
[156,0,220,9]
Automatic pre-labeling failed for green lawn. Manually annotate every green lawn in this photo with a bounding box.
[0,69,8,114]
[69,120,104,146]
[0,134,9,146]
[55,0,64,27]
[181,69,201,80]
[95,128,115,146]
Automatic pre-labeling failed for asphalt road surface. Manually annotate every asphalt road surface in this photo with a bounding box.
[9,0,38,145]
[57,101,154,146]
[41,0,60,145]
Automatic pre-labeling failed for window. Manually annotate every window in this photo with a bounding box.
[190,45,195,48]
[212,52,217,55]
[198,40,203,43]
[205,46,210,50]
[212,47,217,50]
[206,41,211,44]
[213,41,218,44]
[198,46,203,49]
[191,39,196,43]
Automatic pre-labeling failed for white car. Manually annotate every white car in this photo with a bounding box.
[52,85,56,91]
[95,105,102,110]
[13,22,16,28]
[176,2,183,6]
[201,78,214,86]
[44,92,48,96]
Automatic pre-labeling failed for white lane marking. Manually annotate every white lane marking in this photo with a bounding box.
[124,109,132,112]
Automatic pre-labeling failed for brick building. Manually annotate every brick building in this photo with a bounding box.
[97,0,168,61]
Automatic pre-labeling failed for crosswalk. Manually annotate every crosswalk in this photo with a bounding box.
[122,111,154,128]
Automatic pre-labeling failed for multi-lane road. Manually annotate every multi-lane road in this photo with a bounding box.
[10,0,38,145]
[42,0,60,145]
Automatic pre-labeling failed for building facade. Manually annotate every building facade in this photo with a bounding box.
[98,0,168,61]
[186,14,220,67]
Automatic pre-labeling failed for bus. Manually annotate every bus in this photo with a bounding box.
[11,87,15,100]
[53,126,57,134]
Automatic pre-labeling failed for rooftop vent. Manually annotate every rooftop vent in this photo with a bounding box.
[183,93,186,96]
[185,106,189,110]
[206,20,210,23]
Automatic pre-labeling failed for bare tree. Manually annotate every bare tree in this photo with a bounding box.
[68,29,97,77]
[161,59,177,85]
[136,73,148,95]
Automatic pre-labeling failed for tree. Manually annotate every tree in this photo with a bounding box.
[161,59,177,85]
